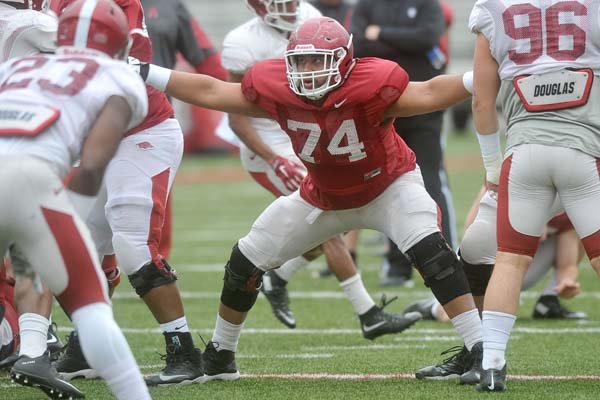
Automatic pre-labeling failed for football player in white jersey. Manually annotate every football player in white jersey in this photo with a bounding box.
[0,0,56,61]
[222,0,419,340]
[469,0,600,391]
[0,0,70,381]
[0,1,152,399]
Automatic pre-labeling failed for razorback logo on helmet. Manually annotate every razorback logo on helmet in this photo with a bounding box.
[246,0,301,32]
[56,0,130,59]
[285,17,354,100]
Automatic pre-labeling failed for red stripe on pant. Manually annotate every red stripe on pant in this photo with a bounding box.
[249,171,284,197]
[496,155,540,257]
[41,207,107,316]
[158,193,173,260]
[148,168,170,263]
[581,159,600,259]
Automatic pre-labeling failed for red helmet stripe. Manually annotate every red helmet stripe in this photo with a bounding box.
[73,0,98,49]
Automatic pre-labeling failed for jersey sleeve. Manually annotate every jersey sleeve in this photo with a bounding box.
[221,28,255,74]
[468,0,494,42]
[104,63,149,131]
[240,62,279,119]
[24,13,57,54]
[116,0,153,62]
[364,62,410,125]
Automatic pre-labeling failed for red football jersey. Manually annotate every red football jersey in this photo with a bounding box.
[242,57,416,210]
[116,0,173,135]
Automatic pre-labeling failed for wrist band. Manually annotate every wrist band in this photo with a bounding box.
[146,64,172,92]
[463,71,474,94]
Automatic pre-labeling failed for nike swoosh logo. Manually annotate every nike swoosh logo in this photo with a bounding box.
[488,372,494,390]
[362,321,386,333]
[47,335,59,344]
[174,324,186,330]
[334,98,348,108]
[277,312,295,325]
[159,373,189,381]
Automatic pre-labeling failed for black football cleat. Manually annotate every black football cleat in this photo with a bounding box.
[202,341,240,382]
[459,342,483,385]
[260,271,296,329]
[11,352,85,399]
[145,332,204,387]
[403,298,437,320]
[359,295,421,340]
[415,345,470,380]
[47,323,64,362]
[532,295,588,320]
[0,353,18,371]
[54,331,98,380]
[476,364,507,392]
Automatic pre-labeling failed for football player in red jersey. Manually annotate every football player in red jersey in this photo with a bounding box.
[51,0,203,387]
[138,17,481,381]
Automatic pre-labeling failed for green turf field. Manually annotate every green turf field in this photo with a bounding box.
[3,132,600,399]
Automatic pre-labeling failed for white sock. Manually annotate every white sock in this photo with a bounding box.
[450,309,482,351]
[211,314,244,353]
[160,316,190,333]
[18,313,49,358]
[275,256,310,282]
[340,274,376,316]
[482,310,517,370]
[72,303,150,400]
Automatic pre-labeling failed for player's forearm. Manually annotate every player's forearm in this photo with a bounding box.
[425,74,472,112]
[555,230,583,279]
[229,114,277,164]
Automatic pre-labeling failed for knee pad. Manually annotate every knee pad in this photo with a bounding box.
[128,259,177,298]
[460,251,493,296]
[220,244,264,313]
[407,232,471,305]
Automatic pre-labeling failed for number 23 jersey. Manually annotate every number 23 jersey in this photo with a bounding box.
[242,57,416,210]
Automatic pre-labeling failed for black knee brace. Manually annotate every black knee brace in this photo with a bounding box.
[406,232,471,305]
[459,251,494,296]
[220,244,264,312]
[128,259,178,297]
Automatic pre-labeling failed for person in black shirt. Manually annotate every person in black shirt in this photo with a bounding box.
[310,0,353,29]
[351,0,457,286]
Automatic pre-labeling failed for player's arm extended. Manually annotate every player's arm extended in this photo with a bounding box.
[140,63,269,118]
[384,72,472,119]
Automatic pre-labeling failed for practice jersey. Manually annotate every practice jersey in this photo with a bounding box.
[115,0,173,135]
[222,2,321,147]
[469,0,600,156]
[0,54,148,177]
[0,3,57,62]
[242,57,416,210]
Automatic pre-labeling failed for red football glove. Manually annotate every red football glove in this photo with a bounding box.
[270,155,305,192]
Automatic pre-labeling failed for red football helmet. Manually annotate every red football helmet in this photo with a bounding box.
[56,0,130,59]
[246,0,300,32]
[285,17,354,100]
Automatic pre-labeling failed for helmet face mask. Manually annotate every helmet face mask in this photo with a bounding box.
[246,0,300,32]
[285,45,348,100]
[285,17,354,101]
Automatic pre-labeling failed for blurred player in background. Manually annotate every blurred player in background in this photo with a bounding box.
[0,1,151,398]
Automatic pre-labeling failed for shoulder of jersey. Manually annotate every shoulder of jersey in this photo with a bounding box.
[352,58,404,87]
[247,58,289,95]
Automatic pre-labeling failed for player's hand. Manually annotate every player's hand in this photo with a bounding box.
[127,56,149,81]
[270,156,305,192]
[554,278,581,299]
[365,25,381,41]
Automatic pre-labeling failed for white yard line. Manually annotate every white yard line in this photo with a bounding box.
[240,373,600,381]
[112,289,600,300]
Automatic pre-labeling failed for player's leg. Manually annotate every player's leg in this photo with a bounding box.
[478,146,556,392]
[4,158,149,400]
[204,191,348,382]
[415,190,497,381]
[365,169,482,377]
[103,122,202,386]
